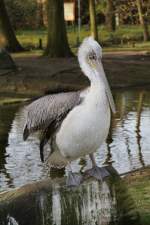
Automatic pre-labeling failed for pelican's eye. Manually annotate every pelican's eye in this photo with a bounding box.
[88,52,97,61]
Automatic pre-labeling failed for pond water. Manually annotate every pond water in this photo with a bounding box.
[0,88,150,192]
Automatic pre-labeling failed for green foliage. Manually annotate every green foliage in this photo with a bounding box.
[3,0,150,30]
[115,0,150,24]
[96,0,107,14]
[96,0,150,25]
[5,0,37,29]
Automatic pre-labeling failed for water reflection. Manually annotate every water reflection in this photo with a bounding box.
[0,88,150,191]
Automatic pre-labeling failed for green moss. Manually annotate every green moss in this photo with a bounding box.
[124,168,150,225]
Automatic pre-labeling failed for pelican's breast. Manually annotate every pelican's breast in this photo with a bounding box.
[56,86,111,160]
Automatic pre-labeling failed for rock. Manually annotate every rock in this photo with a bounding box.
[0,166,141,225]
[0,48,16,71]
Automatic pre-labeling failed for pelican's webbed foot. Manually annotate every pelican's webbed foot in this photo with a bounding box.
[84,166,110,181]
[66,172,83,187]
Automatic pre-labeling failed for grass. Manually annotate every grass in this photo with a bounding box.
[124,168,150,225]
[16,25,150,53]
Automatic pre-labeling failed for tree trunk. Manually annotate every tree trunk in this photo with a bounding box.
[106,0,116,32]
[44,0,72,57]
[0,0,24,52]
[43,0,48,27]
[89,0,98,41]
[136,0,149,41]
[36,0,45,28]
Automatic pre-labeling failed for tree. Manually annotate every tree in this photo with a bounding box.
[44,0,72,57]
[36,0,45,28]
[0,0,24,52]
[136,0,149,41]
[89,0,98,41]
[106,0,116,31]
[5,0,38,30]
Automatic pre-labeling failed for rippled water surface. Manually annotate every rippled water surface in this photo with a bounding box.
[0,88,150,191]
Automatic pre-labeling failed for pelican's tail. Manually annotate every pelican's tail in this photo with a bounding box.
[47,150,68,169]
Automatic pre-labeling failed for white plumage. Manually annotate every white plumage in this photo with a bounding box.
[56,84,110,160]
[50,37,115,165]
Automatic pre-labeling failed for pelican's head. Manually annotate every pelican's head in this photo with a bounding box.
[78,36,116,114]
[78,36,102,71]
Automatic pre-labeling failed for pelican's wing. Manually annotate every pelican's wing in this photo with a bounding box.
[23,91,81,141]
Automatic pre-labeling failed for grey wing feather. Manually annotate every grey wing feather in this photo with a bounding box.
[23,91,81,140]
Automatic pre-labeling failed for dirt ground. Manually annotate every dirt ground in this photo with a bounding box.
[0,51,150,97]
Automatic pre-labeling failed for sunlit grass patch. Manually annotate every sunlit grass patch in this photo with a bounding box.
[16,25,150,53]
[0,98,29,105]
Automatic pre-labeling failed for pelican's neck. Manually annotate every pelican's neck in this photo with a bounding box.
[80,60,104,89]
[79,56,116,113]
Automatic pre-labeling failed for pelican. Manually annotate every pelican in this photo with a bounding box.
[23,37,116,186]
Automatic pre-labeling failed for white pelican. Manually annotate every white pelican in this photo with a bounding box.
[23,37,116,186]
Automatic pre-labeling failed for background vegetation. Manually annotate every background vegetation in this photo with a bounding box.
[0,0,150,54]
